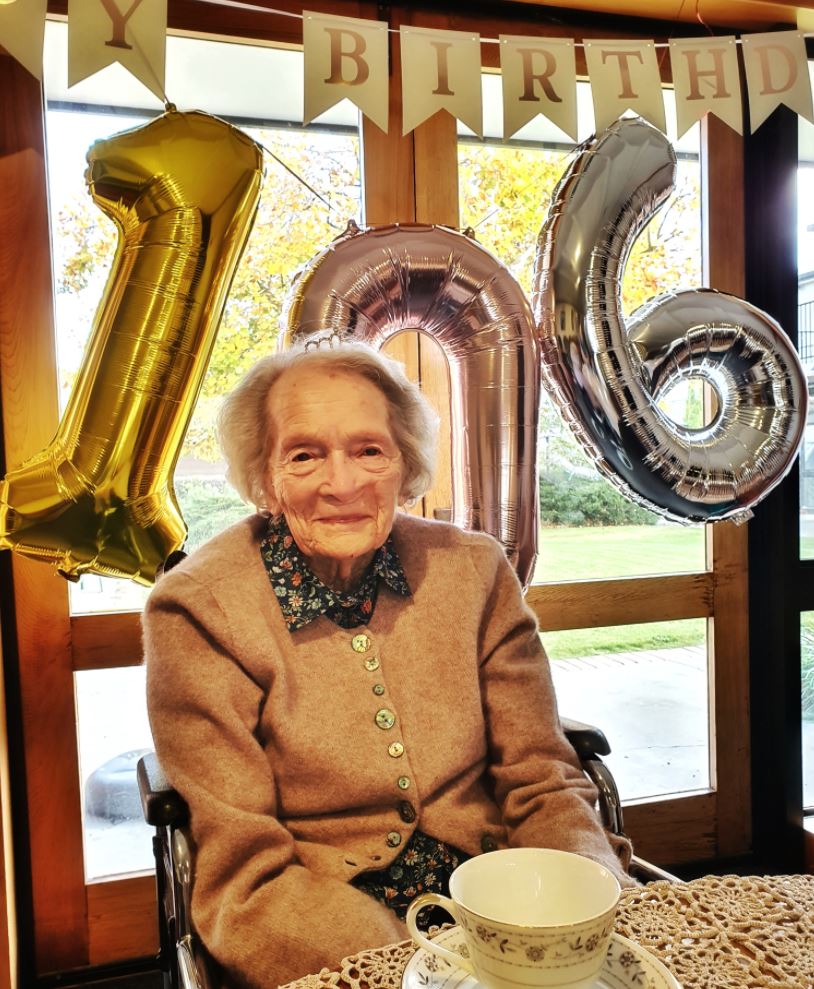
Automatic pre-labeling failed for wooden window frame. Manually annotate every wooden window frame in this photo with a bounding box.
[0,1,751,976]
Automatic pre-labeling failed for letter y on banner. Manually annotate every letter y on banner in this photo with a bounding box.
[68,0,167,100]
[741,31,813,132]
[0,0,47,79]
[303,11,388,132]
[400,25,482,137]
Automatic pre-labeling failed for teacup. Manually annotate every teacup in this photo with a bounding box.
[405,847,620,989]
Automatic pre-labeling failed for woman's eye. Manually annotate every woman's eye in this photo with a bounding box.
[362,446,383,457]
[291,451,313,463]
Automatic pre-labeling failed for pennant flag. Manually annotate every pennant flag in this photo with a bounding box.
[400,25,482,137]
[68,0,167,102]
[499,35,577,141]
[583,38,666,134]
[669,36,742,137]
[741,31,813,132]
[0,0,47,79]
[303,10,389,133]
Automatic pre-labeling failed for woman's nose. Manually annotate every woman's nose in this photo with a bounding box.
[322,453,361,497]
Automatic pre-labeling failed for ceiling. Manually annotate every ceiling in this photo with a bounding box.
[511,0,814,30]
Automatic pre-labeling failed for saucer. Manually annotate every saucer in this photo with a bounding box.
[402,927,681,989]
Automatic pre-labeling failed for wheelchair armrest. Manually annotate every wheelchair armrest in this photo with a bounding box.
[561,717,611,760]
[137,752,189,828]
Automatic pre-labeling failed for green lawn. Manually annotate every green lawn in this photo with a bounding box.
[533,524,706,583]
[534,524,707,659]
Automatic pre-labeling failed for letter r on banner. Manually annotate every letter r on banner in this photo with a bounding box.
[500,35,577,141]
[303,10,388,132]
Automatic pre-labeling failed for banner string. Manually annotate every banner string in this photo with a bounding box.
[191,0,811,45]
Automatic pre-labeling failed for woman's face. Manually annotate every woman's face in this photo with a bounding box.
[263,364,404,588]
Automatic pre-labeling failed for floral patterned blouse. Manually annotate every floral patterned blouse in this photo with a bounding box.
[260,514,469,920]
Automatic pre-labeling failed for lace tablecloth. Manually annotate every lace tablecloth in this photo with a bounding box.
[282,874,814,989]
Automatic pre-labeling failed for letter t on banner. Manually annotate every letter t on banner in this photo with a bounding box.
[583,39,666,133]
[669,36,742,137]
[303,11,389,133]
[499,36,577,141]
[741,31,813,132]
[400,25,482,137]
[68,0,167,101]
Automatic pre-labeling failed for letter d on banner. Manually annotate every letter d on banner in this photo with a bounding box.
[303,11,389,132]
[741,30,813,132]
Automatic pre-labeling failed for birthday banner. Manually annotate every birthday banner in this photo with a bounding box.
[1,2,813,137]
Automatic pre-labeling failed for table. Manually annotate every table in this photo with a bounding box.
[282,874,814,989]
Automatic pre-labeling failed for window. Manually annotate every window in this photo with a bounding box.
[0,6,753,974]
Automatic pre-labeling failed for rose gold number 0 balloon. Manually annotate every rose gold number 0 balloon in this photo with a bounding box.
[282,223,541,590]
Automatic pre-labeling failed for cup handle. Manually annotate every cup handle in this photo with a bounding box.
[405,893,476,976]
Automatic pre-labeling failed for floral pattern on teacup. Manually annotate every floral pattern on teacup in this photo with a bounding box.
[460,914,615,966]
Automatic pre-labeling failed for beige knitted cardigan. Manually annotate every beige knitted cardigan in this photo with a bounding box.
[143,512,632,989]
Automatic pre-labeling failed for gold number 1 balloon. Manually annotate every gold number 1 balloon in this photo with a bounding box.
[0,109,263,584]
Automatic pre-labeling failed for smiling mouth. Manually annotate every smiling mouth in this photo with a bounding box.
[319,516,369,524]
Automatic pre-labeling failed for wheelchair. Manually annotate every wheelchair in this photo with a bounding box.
[137,719,678,989]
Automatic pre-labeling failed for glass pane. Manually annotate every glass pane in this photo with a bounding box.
[75,668,154,881]
[458,79,706,580]
[801,613,814,810]
[545,619,709,801]
[43,24,363,614]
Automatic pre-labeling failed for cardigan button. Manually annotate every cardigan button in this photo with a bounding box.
[352,634,372,653]
[481,834,498,853]
[388,741,405,758]
[373,683,385,696]
[364,656,380,671]
[386,831,402,847]
[375,708,396,730]
[399,801,416,823]
[397,776,410,790]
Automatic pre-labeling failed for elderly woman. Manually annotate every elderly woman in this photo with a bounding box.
[144,334,632,989]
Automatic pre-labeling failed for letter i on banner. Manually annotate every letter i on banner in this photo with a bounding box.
[499,36,577,141]
[0,0,47,79]
[583,38,666,134]
[68,0,167,101]
[741,31,813,132]
[400,25,482,137]
[303,11,389,132]
[669,36,742,137]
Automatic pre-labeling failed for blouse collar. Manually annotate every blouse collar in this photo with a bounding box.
[259,514,411,631]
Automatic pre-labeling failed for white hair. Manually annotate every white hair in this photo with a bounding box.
[217,334,440,510]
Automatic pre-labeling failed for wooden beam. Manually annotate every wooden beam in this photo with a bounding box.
[527,572,714,631]
[71,614,143,671]
[0,54,88,974]
[702,116,752,860]
[87,876,156,966]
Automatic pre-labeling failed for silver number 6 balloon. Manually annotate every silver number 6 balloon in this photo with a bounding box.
[533,116,807,524]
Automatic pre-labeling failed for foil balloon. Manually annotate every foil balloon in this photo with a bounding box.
[282,222,540,589]
[533,116,807,524]
[0,109,263,583]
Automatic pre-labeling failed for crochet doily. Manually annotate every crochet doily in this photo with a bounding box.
[282,874,814,989]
